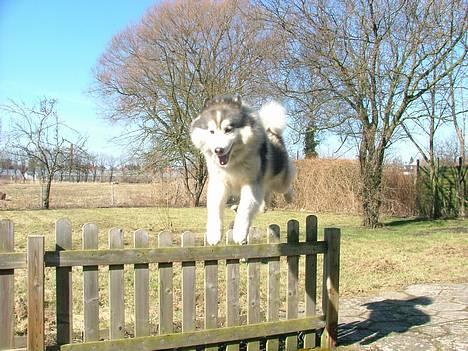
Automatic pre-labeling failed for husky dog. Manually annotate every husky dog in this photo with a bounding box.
[190,95,295,245]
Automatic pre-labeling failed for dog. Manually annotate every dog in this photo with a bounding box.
[190,95,295,245]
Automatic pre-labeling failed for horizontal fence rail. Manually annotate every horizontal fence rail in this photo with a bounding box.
[0,215,341,351]
[43,242,328,267]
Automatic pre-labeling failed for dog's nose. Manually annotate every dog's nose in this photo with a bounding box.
[214,147,224,155]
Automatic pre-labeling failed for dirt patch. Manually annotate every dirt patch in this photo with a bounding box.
[428,244,468,257]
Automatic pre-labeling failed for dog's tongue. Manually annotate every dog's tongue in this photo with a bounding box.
[218,154,229,165]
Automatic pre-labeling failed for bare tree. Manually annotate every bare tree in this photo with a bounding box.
[260,0,467,227]
[2,98,84,208]
[92,0,274,206]
[401,70,451,218]
[447,58,467,217]
[106,155,119,183]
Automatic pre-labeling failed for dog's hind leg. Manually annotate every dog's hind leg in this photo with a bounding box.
[206,178,228,245]
[283,187,293,203]
[259,192,271,213]
[232,183,264,244]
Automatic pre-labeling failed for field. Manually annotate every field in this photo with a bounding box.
[0,181,185,210]
[1,206,467,344]
[0,158,418,216]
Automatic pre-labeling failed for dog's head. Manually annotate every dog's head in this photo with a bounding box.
[190,95,254,167]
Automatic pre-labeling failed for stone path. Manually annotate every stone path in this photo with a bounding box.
[338,283,468,350]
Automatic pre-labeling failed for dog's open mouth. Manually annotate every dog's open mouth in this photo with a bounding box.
[217,151,231,166]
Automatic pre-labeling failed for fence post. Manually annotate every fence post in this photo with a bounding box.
[82,224,99,341]
[204,236,218,351]
[304,215,318,348]
[321,228,341,350]
[28,235,45,351]
[181,231,196,349]
[247,228,261,351]
[134,229,150,337]
[109,228,125,339]
[226,230,240,351]
[266,224,280,351]
[0,220,14,349]
[286,220,299,351]
[159,231,174,334]
[56,218,73,345]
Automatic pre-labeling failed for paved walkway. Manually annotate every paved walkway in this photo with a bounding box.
[338,283,468,350]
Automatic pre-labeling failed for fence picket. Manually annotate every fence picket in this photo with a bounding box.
[247,228,261,351]
[204,238,218,351]
[134,229,150,337]
[322,228,341,349]
[286,220,299,350]
[266,224,280,351]
[0,220,14,349]
[158,231,173,334]
[83,223,99,341]
[304,215,318,348]
[226,230,240,351]
[28,235,45,351]
[182,231,196,339]
[56,218,73,345]
[109,228,125,339]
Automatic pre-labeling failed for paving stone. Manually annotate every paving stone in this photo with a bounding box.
[437,310,468,321]
[424,301,466,312]
[372,332,438,351]
[413,324,449,338]
[440,319,468,335]
[404,284,443,297]
[337,283,467,351]
[434,335,468,351]
[378,291,411,300]
[452,295,468,304]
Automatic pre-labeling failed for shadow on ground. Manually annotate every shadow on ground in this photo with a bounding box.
[383,217,429,227]
[338,296,432,346]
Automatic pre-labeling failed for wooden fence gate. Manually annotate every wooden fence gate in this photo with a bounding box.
[0,215,340,350]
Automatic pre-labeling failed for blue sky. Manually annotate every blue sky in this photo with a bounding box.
[1,1,455,163]
[0,0,157,155]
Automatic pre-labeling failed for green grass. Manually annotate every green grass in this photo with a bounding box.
[1,207,467,344]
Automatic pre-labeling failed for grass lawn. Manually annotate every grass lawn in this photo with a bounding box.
[1,207,467,344]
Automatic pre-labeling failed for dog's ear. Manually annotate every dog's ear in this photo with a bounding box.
[203,97,211,109]
[190,116,206,150]
[233,95,242,107]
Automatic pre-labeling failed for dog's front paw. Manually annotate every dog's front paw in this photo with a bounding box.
[206,226,222,245]
[232,226,248,245]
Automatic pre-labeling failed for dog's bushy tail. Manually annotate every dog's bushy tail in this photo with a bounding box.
[259,101,287,135]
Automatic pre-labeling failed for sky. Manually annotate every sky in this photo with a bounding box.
[0,0,157,156]
[1,1,461,163]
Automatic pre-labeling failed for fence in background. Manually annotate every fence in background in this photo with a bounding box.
[416,157,467,218]
[0,215,341,350]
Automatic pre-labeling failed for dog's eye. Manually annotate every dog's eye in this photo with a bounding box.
[209,130,215,134]
[224,126,233,133]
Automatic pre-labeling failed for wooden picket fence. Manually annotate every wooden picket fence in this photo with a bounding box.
[0,215,340,351]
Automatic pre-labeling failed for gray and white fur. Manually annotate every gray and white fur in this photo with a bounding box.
[190,95,295,245]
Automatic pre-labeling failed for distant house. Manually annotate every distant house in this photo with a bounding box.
[403,158,419,176]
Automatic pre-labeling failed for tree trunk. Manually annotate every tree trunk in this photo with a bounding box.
[41,176,53,209]
[190,164,207,207]
[455,157,466,218]
[360,163,384,228]
[429,159,442,219]
[359,134,384,228]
